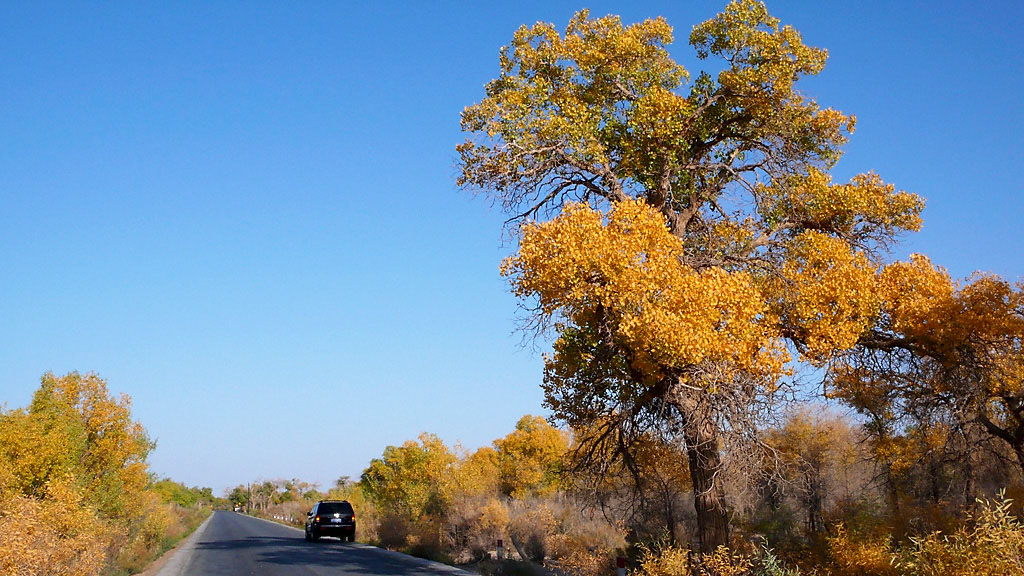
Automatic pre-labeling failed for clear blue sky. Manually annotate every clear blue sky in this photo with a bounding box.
[2,1,1021,495]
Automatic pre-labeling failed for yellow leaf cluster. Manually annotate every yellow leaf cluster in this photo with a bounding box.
[691,0,826,93]
[877,254,956,347]
[879,255,1024,355]
[360,433,459,521]
[774,230,880,361]
[826,524,897,576]
[638,544,692,576]
[493,415,569,498]
[897,494,1024,575]
[760,168,924,237]
[826,496,1024,576]
[503,200,788,385]
[877,256,1024,396]
[0,476,110,576]
[477,497,510,538]
[455,446,502,498]
[459,9,685,184]
[638,544,752,576]
[688,0,854,165]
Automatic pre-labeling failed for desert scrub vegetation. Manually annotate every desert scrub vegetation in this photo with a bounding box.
[0,372,219,576]
[316,408,1023,575]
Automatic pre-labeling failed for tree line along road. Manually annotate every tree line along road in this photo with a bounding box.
[156,511,473,576]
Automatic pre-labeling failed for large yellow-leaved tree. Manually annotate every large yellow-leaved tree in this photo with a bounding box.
[0,372,154,575]
[459,0,924,551]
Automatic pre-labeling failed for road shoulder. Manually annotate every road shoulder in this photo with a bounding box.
[136,512,213,576]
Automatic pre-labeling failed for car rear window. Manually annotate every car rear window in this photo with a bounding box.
[318,502,353,515]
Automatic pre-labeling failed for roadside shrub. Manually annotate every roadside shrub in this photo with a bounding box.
[0,477,110,576]
[550,543,618,576]
[377,512,412,550]
[509,501,557,562]
[407,513,451,562]
[112,491,175,573]
[448,495,510,562]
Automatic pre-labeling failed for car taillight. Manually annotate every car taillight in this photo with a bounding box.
[315,516,320,522]
[351,514,355,520]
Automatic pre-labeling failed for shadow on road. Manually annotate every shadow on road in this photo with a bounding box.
[195,535,436,574]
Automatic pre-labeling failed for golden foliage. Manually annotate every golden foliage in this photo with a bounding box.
[639,544,692,576]
[493,415,569,498]
[554,545,618,576]
[836,254,1024,471]
[456,446,502,498]
[0,372,153,518]
[503,200,789,384]
[773,230,881,361]
[895,494,1024,576]
[638,544,752,576]
[875,255,1024,381]
[459,1,861,200]
[458,9,685,192]
[478,497,511,542]
[0,372,156,575]
[0,476,110,576]
[877,254,957,352]
[360,433,458,522]
[759,169,923,241]
[822,496,1024,576]
[826,524,897,576]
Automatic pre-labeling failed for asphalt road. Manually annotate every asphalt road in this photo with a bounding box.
[158,511,471,576]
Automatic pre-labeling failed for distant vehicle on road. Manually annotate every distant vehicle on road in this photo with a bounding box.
[304,500,356,542]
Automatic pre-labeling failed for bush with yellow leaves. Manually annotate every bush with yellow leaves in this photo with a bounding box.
[825,524,897,576]
[894,493,1024,576]
[0,475,110,576]
[823,494,1024,575]
[0,372,202,576]
[552,543,618,576]
[638,544,753,576]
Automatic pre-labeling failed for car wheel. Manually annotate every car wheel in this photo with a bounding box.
[311,529,320,542]
[304,528,311,542]
[349,531,356,542]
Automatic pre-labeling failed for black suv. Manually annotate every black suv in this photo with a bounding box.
[305,500,356,542]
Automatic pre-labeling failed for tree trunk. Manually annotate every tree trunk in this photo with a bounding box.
[508,531,534,564]
[661,489,681,545]
[804,470,824,533]
[883,463,900,517]
[687,444,729,553]
[681,391,729,554]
